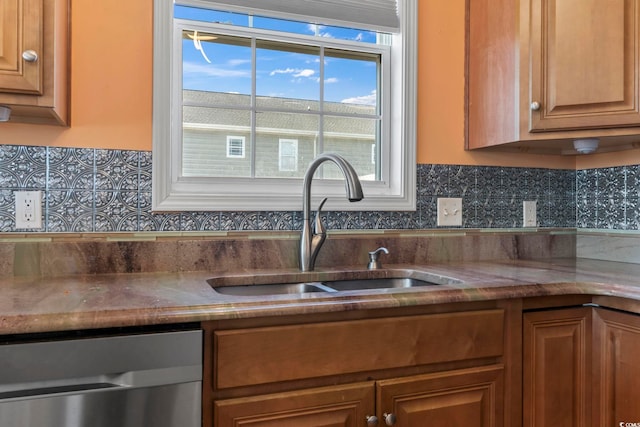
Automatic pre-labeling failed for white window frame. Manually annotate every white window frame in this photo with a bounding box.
[226,136,245,158]
[152,0,417,212]
[278,139,298,172]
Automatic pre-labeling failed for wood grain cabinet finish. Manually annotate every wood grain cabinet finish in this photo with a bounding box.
[214,382,375,427]
[0,0,42,95]
[523,307,592,427]
[593,309,640,427]
[377,365,504,427]
[467,0,640,152]
[529,0,640,132]
[206,308,508,427]
[0,0,69,125]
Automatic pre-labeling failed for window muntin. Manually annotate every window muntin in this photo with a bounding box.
[178,14,384,181]
[153,0,417,212]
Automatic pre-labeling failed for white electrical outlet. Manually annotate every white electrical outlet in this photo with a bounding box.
[437,197,463,226]
[15,191,43,229]
[523,200,537,227]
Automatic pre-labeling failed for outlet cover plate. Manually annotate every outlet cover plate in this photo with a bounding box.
[437,197,463,226]
[15,191,42,229]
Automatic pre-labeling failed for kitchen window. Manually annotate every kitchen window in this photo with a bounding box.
[152,0,417,211]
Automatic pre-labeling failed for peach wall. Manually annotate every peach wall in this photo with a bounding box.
[0,0,630,169]
[0,1,152,150]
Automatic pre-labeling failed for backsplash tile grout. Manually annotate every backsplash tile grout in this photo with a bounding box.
[13,144,640,233]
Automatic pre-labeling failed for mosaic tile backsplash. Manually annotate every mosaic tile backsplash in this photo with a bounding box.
[0,144,586,232]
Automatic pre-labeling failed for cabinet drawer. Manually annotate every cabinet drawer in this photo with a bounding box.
[214,309,504,389]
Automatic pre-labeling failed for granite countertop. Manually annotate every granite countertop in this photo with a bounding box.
[2,258,640,335]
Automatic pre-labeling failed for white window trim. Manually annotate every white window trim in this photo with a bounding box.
[226,136,245,158]
[152,0,417,212]
[278,139,298,172]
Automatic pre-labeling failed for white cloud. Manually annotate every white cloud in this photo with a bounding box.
[325,77,338,84]
[341,90,377,106]
[294,69,315,78]
[270,68,296,76]
[183,62,249,78]
[270,68,316,79]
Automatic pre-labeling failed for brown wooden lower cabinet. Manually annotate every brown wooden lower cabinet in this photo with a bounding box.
[523,307,592,427]
[593,308,640,427]
[524,305,640,427]
[377,365,504,427]
[205,305,511,427]
[214,365,504,427]
[214,382,375,426]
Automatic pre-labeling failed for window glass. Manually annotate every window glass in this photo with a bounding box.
[279,139,299,172]
[153,0,417,212]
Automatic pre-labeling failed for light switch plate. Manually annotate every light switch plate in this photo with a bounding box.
[523,200,537,227]
[437,197,463,226]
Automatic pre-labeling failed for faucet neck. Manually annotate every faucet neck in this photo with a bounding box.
[302,153,363,220]
[299,153,364,272]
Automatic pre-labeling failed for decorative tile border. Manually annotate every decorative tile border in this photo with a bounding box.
[0,144,581,232]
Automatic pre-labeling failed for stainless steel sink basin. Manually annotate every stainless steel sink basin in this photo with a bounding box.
[321,277,437,291]
[212,282,332,296]
[210,276,450,296]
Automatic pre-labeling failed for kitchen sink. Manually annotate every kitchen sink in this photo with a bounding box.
[321,277,437,291]
[210,276,454,297]
[211,282,333,296]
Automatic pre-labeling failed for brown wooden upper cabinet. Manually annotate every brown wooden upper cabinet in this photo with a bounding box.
[467,0,640,154]
[0,0,69,125]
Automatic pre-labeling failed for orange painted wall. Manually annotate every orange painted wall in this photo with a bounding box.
[0,2,152,150]
[0,0,632,169]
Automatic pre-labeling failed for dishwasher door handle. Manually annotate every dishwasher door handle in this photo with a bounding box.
[0,381,122,401]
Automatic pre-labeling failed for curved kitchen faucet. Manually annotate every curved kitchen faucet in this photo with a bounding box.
[300,153,364,272]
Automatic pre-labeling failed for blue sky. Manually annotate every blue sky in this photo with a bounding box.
[177,6,379,107]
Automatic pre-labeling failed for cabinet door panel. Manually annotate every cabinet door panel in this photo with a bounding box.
[213,382,374,427]
[529,0,640,131]
[593,309,640,427]
[0,0,42,94]
[377,366,504,427]
[523,308,591,427]
[214,310,504,389]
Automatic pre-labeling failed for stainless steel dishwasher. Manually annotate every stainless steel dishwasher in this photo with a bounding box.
[0,328,202,427]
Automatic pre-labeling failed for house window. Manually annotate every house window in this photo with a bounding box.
[153,0,417,211]
[279,139,298,172]
[226,136,245,158]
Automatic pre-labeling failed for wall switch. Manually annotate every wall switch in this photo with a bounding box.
[523,200,537,227]
[437,197,463,226]
[15,191,43,229]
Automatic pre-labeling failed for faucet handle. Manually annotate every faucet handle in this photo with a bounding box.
[314,197,328,235]
[367,247,389,270]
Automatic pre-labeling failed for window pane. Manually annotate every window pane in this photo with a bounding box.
[255,111,319,178]
[182,32,252,100]
[182,106,251,177]
[323,115,379,181]
[324,49,379,113]
[256,40,320,110]
[279,139,299,172]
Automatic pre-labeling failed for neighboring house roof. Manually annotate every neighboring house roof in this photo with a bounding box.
[182,90,376,137]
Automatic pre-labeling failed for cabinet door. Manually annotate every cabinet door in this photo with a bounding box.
[529,0,640,131]
[593,309,640,427]
[376,366,504,427]
[0,0,43,94]
[523,307,591,427]
[213,382,375,427]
